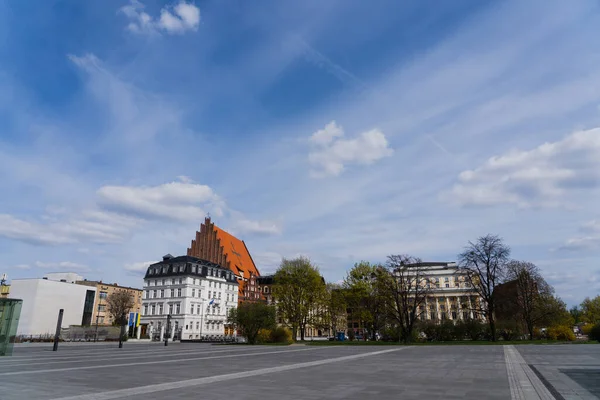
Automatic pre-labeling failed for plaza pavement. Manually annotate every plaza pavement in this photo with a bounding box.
[0,342,598,400]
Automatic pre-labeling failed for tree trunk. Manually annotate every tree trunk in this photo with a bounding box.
[489,316,497,342]
[292,325,298,342]
[300,326,305,341]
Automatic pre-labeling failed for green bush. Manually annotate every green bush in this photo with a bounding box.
[589,324,600,342]
[546,325,575,341]
[437,321,455,341]
[270,327,293,344]
[347,329,356,341]
[463,319,486,341]
[581,324,594,336]
[256,329,271,344]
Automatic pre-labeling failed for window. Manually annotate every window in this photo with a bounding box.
[186,324,189,330]
[218,292,221,299]
[176,303,181,314]
[444,277,449,282]
[143,305,148,316]
[430,312,436,320]
[197,306,200,315]
[209,281,212,288]
[172,279,175,285]
[179,278,183,284]
[162,279,166,285]
[219,282,222,288]
[160,290,164,298]
[192,289,196,297]
[193,279,197,285]
[445,284,449,288]
[158,304,163,315]
[151,304,156,315]
[170,289,174,297]
[98,304,106,312]
[99,291,108,299]
[169,304,173,314]
[227,294,229,302]
[196,322,200,330]
[191,304,194,314]
[177,288,182,297]
[452,311,457,320]
[98,316,105,323]
[153,290,157,298]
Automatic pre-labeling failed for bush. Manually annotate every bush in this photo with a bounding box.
[256,329,271,344]
[347,329,356,341]
[463,320,486,341]
[437,321,455,341]
[497,320,523,341]
[581,324,594,336]
[270,327,293,344]
[546,325,575,341]
[589,324,600,342]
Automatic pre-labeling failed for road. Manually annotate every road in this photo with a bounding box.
[1,342,599,399]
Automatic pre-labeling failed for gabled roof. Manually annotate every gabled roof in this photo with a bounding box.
[187,217,260,298]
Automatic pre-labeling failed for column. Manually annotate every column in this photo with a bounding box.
[435,297,440,322]
[136,325,141,339]
[468,296,473,319]
[159,325,165,342]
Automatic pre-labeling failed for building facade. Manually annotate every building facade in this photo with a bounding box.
[140,254,239,341]
[8,278,97,336]
[187,217,261,303]
[76,280,143,326]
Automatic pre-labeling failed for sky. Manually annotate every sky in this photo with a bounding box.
[1,0,599,307]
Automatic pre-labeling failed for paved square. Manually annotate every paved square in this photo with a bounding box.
[0,342,598,399]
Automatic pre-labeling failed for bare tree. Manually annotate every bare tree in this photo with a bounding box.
[458,234,510,341]
[106,291,135,348]
[379,255,432,343]
[505,261,556,340]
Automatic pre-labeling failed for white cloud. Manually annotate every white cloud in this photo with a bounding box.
[446,128,600,207]
[34,261,90,271]
[124,260,157,273]
[560,219,600,251]
[308,121,393,178]
[231,218,282,236]
[120,0,200,35]
[0,210,138,246]
[97,181,223,222]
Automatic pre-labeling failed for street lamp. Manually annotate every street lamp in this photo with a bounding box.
[94,298,103,342]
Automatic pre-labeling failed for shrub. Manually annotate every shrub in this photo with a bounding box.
[437,321,455,341]
[256,329,271,344]
[463,320,486,341]
[270,327,293,344]
[546,325,575,341]
[381,326,400,342]
[420,321,438,341]
[581,324,594,336]
[497,320,523,341]
[589,324,600,342]
[347,329,356,341]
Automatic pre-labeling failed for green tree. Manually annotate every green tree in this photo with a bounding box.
[272,257,325,341]
[343,261,385,341]
[569,306,582,324]
[227,302,276,344]
[458,234,511,341]
[312,283,347,338]
[580,296,600,325]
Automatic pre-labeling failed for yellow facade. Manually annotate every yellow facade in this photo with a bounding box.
[76,281,143,326]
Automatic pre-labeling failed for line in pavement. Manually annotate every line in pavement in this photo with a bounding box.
[3,344,195,360]
[504,345,555,400]
[0,347,319,376]
[0,347,274,368]
[51,348,405,400]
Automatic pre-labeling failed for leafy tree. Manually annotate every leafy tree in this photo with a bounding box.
[227,302,276,344]
[272,257,325,341]
[312,283,347,337]
[570,306,582,324]
[458,234,511,341]
[378,254,432,343]
[106,291,135,348]
[580,296,600,325]
[343,261,385,341]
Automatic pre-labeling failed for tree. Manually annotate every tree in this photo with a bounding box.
[312,283,347,338]
[580,296,600,325]
[227,302,276,344]
[272,257,326,341]
[106,291,135,348]
[458,234,510,341]
[570,306,582,324]
[379,255,432,343]
[504,261,555,340]
[343,261,385,341]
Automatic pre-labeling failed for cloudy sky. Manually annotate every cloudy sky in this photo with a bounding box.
[1,0,599,306]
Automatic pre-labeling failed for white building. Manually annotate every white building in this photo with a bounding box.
[9,278,96,336]
[398,262,484,322]
[140,254,239,341]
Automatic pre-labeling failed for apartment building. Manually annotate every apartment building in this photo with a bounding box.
[140,254,239,341]
[75,280,143,326]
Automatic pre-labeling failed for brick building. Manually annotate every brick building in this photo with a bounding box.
[187,217,261,303]
[76,280,143,326]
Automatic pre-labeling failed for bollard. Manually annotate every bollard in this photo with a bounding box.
[53,309,64,352]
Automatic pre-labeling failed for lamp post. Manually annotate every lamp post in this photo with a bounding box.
[94,298,102,343]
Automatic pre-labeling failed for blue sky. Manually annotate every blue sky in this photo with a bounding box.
[1,0,600,306]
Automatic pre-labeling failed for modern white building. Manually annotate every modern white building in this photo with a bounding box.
[140,254,239,341]
[9,278,96,336]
